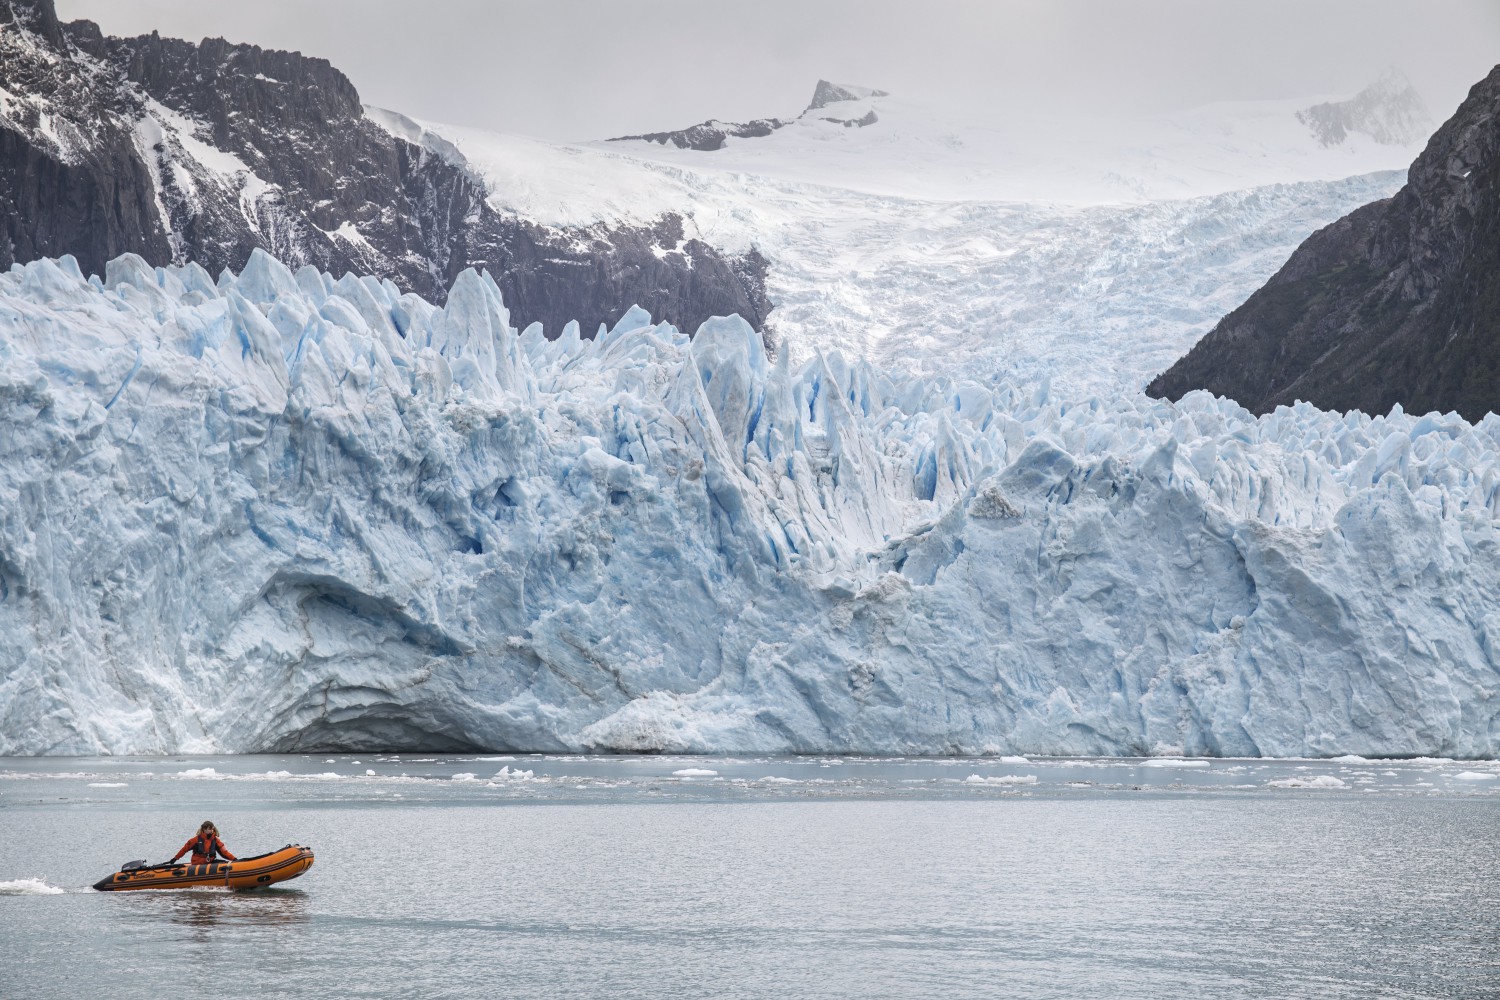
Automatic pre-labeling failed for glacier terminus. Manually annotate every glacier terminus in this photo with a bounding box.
[2,251,1499,757]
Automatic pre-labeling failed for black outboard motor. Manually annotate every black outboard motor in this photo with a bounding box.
[120,860,148,871]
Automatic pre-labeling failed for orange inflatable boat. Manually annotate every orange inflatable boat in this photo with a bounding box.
[92,845,314,892]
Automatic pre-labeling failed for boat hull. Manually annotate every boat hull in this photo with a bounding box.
[92,845,314,891]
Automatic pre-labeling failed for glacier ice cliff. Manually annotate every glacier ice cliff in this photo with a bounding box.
[3,252,1500,756]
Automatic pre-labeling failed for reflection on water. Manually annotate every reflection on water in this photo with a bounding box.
[131,888,311,938]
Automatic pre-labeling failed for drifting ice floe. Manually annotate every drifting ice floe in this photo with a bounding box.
[1266,776,1348,790]
[2,253,1500,758]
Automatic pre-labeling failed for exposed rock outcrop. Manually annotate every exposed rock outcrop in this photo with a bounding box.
[611,118,789,151]
[607,79,887,150]
[805,80,889,111]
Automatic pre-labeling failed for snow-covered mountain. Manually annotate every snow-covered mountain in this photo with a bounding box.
[1297,67,1433,148]
[1,0,1432,397]
[0,0,769,336]
[3,252,1500,757]
[413,72,1426,397]
[596,75,1429,203]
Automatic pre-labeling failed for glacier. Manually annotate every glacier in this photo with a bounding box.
[417,111,1412,399]
[3,251,1500,756]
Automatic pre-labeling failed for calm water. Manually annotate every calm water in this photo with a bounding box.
[3,754,1499,999]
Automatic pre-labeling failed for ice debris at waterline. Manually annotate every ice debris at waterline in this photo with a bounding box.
[3,252,1500,757]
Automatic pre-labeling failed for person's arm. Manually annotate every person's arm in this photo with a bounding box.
[216,836,236,862]
[169,837,194,862]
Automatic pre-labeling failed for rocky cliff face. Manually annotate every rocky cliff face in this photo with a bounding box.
[1149,64,1500,421]
[0,0,769,335]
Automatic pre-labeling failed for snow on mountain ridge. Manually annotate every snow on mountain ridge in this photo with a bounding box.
[3,252,1500,756]
[806,81,890,111]
[0,5,771,339]
[1297,67,1433,148]
[595,73,1429,202]
[604,80,888,152]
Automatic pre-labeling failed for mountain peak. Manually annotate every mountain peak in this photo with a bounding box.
[803,81,888,128]
[1296,67,1432,147]
[805,80,890,113]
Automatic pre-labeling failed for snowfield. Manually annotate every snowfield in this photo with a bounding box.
[2,252,1499,756]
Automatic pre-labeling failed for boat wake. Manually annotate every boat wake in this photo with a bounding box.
[0,878,66,895]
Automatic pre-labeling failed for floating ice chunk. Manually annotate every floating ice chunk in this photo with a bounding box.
[1267,775,1347,789]
[1328,755,1369,762]
[365,769,377,776]
[177,768,219,778]
[672,768,719,777]
[87,782,127,788]
[491,766,534,780]
[1451,771,1499,781]
[451,772,478,782]
[999,756,1030,764]
[1142,759,1211,768]
[964,774,1038,785]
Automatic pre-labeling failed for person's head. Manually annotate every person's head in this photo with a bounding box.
[199,821,217,835]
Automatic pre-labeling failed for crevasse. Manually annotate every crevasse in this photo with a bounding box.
[2,251,1499,757]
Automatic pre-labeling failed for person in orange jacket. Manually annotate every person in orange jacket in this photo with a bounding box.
[170,820,237,865]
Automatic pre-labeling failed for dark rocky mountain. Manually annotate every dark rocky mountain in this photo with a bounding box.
[609,80,886,150]
[0,0,769,336]
[1149,64,1500,421]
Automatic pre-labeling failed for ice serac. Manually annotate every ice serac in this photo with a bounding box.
[4,254,1500,757]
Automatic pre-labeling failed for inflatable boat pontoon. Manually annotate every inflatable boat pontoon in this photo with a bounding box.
[93,845,314,891]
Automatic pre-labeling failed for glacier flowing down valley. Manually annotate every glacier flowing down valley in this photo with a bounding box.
[3,252,1500,756]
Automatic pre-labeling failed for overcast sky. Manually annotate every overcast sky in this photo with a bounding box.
[55,1,1500,141]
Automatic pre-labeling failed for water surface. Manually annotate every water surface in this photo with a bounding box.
[3,754,1498,999]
